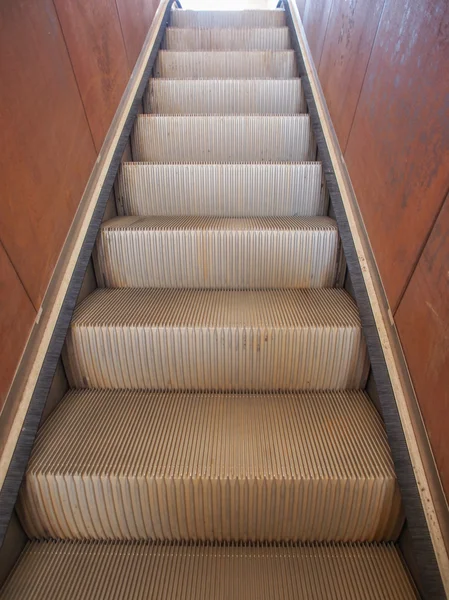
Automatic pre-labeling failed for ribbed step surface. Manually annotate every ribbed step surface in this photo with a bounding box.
[162,28,291,50]
[145,79,306,114]
[154,51,297,78]
[170,9,287,28]
[117,162,327,217]
[18,389,402,541]
[94,217,342,289]
[1,542,417,599]
[63,288,368,390]
[132,115,315,163]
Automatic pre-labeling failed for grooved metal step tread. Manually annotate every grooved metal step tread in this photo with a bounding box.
[18,389,402,541]
[170,9,287,28]
[117,162,327,217]
[145,79,306,114]
[94,216,343,289]
[1,542,417,599]
[64,288,369,390]
[162,27,291,50]
[154,50,297,79]
[132,115,315,163]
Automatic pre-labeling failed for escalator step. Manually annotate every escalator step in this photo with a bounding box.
[117,162,326,217]
[18,389,401,542]
[154,50,297,78]
[132,115,315,163]
[63,288,369,390]
[162,27,291,51]
[94,216,343,289]
[170,9,287,28]
[145,79,306,114]
[2,541,416,599]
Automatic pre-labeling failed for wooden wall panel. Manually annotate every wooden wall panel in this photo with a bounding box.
[396,197,449,498]
[0,0,97,309]
[296,0,306,20]
[116,0,159,69]
[301,0,334,65]
[0,244,36,411]
[318,0,385,150]
[344,0,449,309]
[53,0,130,151]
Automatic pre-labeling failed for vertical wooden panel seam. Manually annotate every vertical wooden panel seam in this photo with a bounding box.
[340,0,387,154]
[0,239,37,403]
[50,0,98,155]
[394,188,449,317]
[0,239,35,312]
[114,0,132,74]
[316,0,335,70]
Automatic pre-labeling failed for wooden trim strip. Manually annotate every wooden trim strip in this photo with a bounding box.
[282,1,449,597]
[0,0,176,547]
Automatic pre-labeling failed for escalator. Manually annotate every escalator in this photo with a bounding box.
[0,6,421,598]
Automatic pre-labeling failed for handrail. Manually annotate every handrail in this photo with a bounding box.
[281,0,449,597]
[0,0,177,547]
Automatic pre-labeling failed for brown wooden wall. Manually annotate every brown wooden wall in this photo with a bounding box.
[0,0,160,410]
[298,0,449,498]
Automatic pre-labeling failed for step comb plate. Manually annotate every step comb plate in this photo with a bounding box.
[145,79,306,114]
[170,9,287,28]
[162,28,291,51]
[94,216,343,289]
[132,115,315,163]
[1,541,417,599]
[154,51,297,79]
[18,390,402,542]
[63,288,369,390]
[117,162,327,217]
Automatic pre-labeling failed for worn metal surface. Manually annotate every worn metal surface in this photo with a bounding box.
[145,79,306,114]
[154,50,297,78]
[18,389,401,541]
[94,216,342,289]
[170,9,287,28]
[132,115,315,162]
[162,27,291,50]
[1,541,418,599]
[63,288,368,390]
[117,162,327,216]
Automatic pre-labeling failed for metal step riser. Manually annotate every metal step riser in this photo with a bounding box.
[117,163,327,217]
[18,389,402,542]
[132,116,315,163]
[1,542,417,599]
[145,79,307,115]
[162,28,291,51]
[170,9,287,28]
[154,51,297,79]
[63,289,369,390]
[94,218,342,289]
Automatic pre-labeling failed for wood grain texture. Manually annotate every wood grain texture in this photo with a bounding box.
[318,0,385,149]
[301,0,334,66]
[396,196,449,500]
[53,0,130,151]
[344,0,449,309]
[0,0,97,309]
[0,244,36,411]
[115,0,159,69]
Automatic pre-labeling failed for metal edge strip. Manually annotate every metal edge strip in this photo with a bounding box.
[281,1,448,597]
[0,0,176,547]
